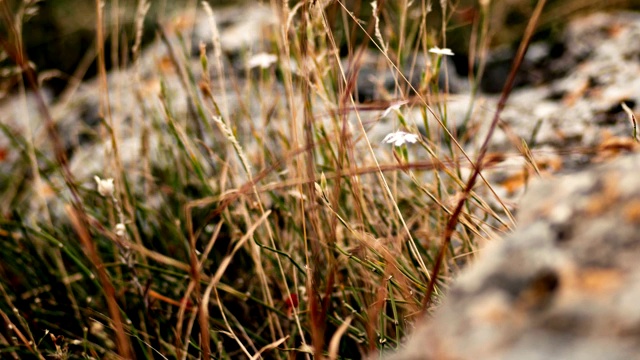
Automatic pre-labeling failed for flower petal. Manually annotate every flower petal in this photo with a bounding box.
[429,47,454,56]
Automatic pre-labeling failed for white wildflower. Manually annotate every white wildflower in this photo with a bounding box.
[381,100,409,118]
[94,176,114,197]
[383,131,419,147]
[115,223,126,237]
[247,52,278,69]
[429,46,454,56]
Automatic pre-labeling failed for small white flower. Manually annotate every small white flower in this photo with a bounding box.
[429,46,454,56]
[383,131,419,147]
[94,176,114,197]
[115,223,126,237]
[247,52,278,69]
[381,100,409,118]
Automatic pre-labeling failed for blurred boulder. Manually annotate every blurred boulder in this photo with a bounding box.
[470,11,640,160]
[385,151,640,359]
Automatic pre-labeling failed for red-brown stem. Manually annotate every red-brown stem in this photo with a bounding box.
[421,0,548,312]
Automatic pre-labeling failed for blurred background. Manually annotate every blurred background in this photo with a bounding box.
[1,0,639,96]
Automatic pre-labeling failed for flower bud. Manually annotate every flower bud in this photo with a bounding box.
[94,176,114,197]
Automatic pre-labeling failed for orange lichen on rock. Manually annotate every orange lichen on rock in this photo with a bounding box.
[622,199,640,223]
[594,135,640,162]
[584,173,621,216]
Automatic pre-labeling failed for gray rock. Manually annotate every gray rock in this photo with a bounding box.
[384,152,640,360]
[470,12,640,154]
[0,3,276,222]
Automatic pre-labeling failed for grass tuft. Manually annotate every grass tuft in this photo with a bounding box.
[0,0,547,358]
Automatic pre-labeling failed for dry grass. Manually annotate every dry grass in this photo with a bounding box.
[0,0,549,358]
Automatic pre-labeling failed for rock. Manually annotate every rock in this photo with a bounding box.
[471,12,640,155]
[384,152,640,360]
[439,11,640,223]
[3,6,640,231]
[0,3,277,222]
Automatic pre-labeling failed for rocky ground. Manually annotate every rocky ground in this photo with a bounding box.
[384,11,640,360]
[2,3,640,358]
[4,6,640,215]
[386,152,640,360]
